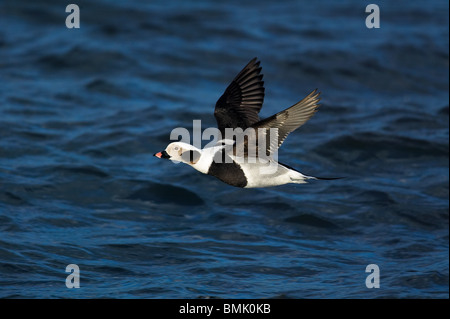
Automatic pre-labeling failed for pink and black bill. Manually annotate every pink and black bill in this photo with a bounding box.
[154,150,171,159]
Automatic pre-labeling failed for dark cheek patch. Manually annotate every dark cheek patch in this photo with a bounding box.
[181,150,201,164]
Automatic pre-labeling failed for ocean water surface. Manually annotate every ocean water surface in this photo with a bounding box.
[0,0,448,298]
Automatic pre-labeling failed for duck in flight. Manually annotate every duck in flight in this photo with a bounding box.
[154,58,336,188]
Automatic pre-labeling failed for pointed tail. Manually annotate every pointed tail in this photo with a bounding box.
[290,175,344,184]
[313,176,345,180]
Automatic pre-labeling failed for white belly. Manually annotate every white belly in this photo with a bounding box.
[237,160,296,188]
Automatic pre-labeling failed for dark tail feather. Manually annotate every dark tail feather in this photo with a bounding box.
[314,176,345,180]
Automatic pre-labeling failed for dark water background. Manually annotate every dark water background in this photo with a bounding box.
[0,0,448,298]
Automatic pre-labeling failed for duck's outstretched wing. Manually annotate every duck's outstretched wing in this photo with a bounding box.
[214,58,265,137]
[231,89,321,158]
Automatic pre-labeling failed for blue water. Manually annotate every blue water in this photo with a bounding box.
[0,0,448,298]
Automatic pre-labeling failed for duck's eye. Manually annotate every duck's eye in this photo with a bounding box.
[174,146,179,151]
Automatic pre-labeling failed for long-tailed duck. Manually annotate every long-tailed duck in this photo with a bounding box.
[155,58,336,188]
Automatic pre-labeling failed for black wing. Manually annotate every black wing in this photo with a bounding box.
[214,58,265,136]
[253,89,321,156]
[231,89,321,158]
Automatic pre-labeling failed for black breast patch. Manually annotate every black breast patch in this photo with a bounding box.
[207,150,247,188]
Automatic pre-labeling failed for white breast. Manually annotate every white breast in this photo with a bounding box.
[191,145,225,174]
